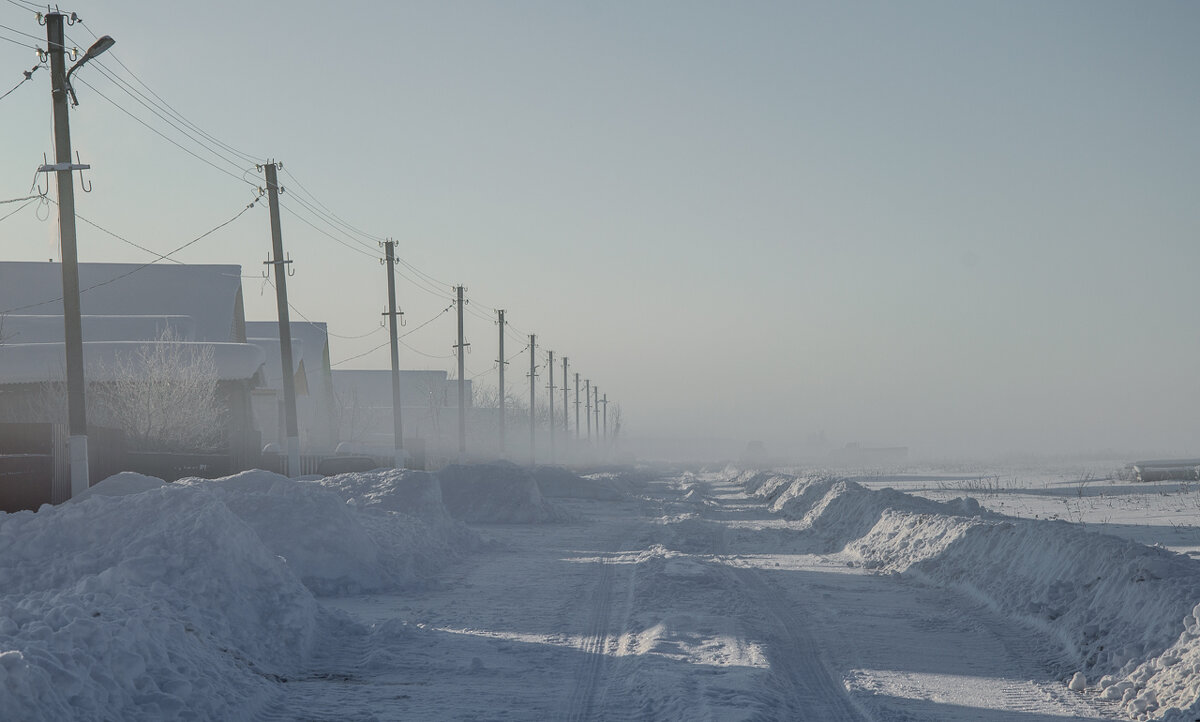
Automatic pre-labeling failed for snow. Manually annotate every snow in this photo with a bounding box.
[0,262,245,342]
[4,460,1200,720]
[1,315,197,344]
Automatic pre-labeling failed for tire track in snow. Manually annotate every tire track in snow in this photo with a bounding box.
[692,476,869,721]
[564,547,616,721]
[720,558,870,721]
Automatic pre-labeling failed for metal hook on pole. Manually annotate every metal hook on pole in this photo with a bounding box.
[75,151,91,192]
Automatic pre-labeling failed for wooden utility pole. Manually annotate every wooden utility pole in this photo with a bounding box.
[585,379,592,441]
[547,350,555,463]
[44,12,89,497]
[497,309,506,458]
[454,285,468,460]
[594,385,601,444]
[574,373,581,440]
[528,335,537,465]
[561,356,569,445]
[263,161,301,478]
[601,393,609,446]
[383,240,404,467]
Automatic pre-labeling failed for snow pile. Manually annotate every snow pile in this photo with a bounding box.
[174,470,455,594]
[436,462,567,523]
[732,468,1200,719]
[310,468,483,578]
[0,482,322,721]
[760,474,982,551]
[533,466,627,501]
[0,465,510,720]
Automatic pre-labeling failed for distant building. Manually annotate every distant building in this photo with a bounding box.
[331,369,471,459]
[246,321,337,455]
[0,262,265,468]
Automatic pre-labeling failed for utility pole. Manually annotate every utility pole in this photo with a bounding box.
[454,286,468,461]
[585,379,592,442]
[601,393,609,447]
[262,161,301,478]
[382,240,404,467]
[561,356,569,447]
[44,12,89,497]
[497,309,506,459]
[547,350,555,463]
[594,385,601,445]
[528,334,537,465]
[574,373,581,441]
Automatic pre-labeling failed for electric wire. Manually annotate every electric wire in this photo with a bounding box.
[276,201,381,261]
[71,76,259,188]
[0,195,38,223]
[0,30,39,50]
[84,62,250,178]
[258,274,385,341]
[75,19,262,166]
[0,196,262,315]
[330,303,454,366]
[0,64,40,103]
[0,20,42,42]
[2,0,43,13]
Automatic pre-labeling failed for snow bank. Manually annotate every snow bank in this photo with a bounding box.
[436,462,567,523]
[0,466,501,720]
[0,482,321,721]
[309,468,483,579]
[732,469,1200,720]
[533,466,627,501]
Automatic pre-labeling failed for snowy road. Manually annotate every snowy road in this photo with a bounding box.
[269,472,1123,721]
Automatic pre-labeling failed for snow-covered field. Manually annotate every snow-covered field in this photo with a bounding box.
[3,461,1199,720]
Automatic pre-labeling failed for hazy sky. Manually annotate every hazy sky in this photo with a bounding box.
[2,1,1198,460]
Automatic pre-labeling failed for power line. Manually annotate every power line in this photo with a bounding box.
[74,19,262,166]
[0,195,39,223]
[72,76,259,189]
[0,30,39,50]
[0,64,41,103]
[276,200,381,261]
[2,0,44,13]
[330,303,454,366]
[0,20,42,42]
[259,274,386,340]
[0,196,262,315]
[85,62,250,178]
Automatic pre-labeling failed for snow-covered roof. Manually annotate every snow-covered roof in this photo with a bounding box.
[0,341,265,385]
[246,321,329,370]
[1,314,197,343]
[0,262,244,342]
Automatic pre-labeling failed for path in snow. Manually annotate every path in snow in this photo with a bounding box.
[264,472,1123,721]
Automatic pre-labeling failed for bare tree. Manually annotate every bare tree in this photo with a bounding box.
[92,329,223,452]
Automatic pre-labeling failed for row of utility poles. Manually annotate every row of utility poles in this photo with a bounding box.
[39,10,615,494]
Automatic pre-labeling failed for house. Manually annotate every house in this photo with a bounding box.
[245,321,337,455]
[0,262,266,499]
[331,369,471,461]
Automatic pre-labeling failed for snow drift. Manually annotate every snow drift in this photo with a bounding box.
[0,466,490,721]
[437,462,567,523]
[0,479,322,721]
[533,466,628,501]
[732,468,1200,720]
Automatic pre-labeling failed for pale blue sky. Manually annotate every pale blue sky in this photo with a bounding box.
[2,1,1198,459]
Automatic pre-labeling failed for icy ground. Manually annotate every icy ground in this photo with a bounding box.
[3,463,1200,720]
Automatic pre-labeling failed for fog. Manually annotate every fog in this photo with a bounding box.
[2,1,1197,465]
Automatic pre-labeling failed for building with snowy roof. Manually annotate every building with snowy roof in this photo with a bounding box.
[0,262,266,498]
[331,369,472,462]
[245,321,337,455]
